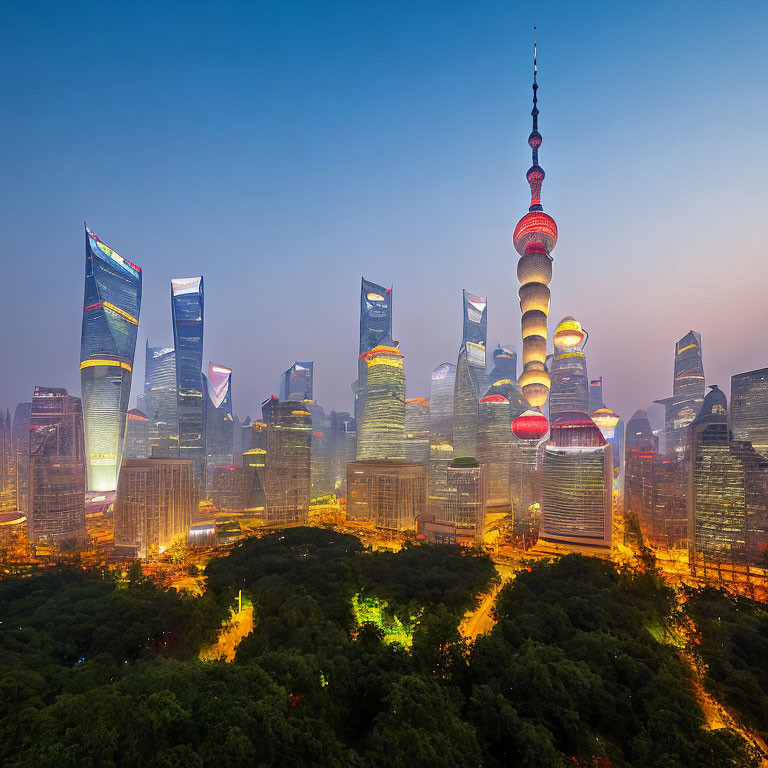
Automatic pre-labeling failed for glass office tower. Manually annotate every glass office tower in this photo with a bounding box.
[144,343,178,457]
[171,277,205,481]
[405,398,430,464]
[123,409,150,459]
[453,291,489,458]
[27,387,86,543]
[204,363,235,487]
[731,367,768,458]
[540,411,613,549]
[80,227,142,491]
[655,330,705,456]
[427,363,457,516]
[356,341,406,460]
[11,402,31,514]
[549,317,589,416]
[280,361,314,402]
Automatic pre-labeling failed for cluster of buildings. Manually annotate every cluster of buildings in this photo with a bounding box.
[1,47,766,576]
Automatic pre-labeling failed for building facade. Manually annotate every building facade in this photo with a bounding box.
[443,458,487,539]
[114,458,193,557]
[346,459,426,531]
[80,227,142,491]
[280,361,314,402]
[356,342,406,460]
[204,362,235,487]
[144,344,178,458]
[731,367,768,458]
[171,277,205,480]
[540,411,613,549]
[405,398,430,464]
[262,397,312,525]
[123,408,150,459]
[27,387,86,543]
[549,317,589,416]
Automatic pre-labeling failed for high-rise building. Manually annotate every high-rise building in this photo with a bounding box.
[356,278,393,424]
[731,367,768,458]
[280,361,314,402]
[655,331,705,456]
[549,317,589,416]
[540,411,613,549]
[11,402,31,513]
[429,363,456,441]
[476,346,526,509]
[443,458,487,539]
[592,406,623,493]
[114,458,193,558]
[686,385,768,568]
[123,409,150,459]
[262,396,312,525]
[452,290,489,458]
[171,277,205,481]
[204,363,234,487]
[144,344,178,458]
[356,341,406,460]
[514,40,557,413]
[0,410,10,492]
[588,377,605,414]
[427,363,457,516]
[325,411,356,495]
[80,227,142,491]
[405,398,430,464]
[346,459,426,531]
[27,387,86,543]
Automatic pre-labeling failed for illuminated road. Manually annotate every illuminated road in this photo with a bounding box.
[199,606,254,662]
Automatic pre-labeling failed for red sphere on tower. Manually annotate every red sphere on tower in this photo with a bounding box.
[511,409,549,440]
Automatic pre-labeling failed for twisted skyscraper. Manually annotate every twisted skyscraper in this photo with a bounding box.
[513,32,557,413]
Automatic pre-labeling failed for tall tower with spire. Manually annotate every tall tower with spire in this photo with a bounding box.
[513,29,557,413]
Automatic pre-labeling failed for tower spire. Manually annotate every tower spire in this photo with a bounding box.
[527,26,544,212]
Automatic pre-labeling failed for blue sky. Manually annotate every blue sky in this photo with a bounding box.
[2,0,767,423]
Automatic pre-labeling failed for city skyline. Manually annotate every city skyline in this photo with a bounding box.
[3,2,768,427]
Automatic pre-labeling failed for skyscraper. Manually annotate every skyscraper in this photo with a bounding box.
[11,402,31,514]
[443,458,487,540]
[687,386,747,564]
[144,343,178,458]
[655,331,705,456]
[514,37,557,413]
[540,412,613,549]
[405,398,430,464]
[80,227,142,491]
[27,387,86,543]
[262,396,312,525]
[549,317,589,416]
[427,363,456,516]
[356,278,393,426]
[280,361,314,402]
[114,458,193,557]
[477,346,526,509]
[325,411,356,495]
[356,341,406,460]
[452,290,489,458]
[588,377,605,414]
[123,409,150,459]
[731,367,768,458]
[346,459,426,531]
[171,277,205,480]
[204,362,235,486]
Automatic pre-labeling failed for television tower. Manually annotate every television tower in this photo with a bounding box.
[513,28,557,412]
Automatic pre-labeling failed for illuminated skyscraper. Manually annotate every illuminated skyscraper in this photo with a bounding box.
[356,341,406,460]
[514,36,557,413]
[114,458,193,557]
[405,398,430,464]
[346,459,426,531]
[204,363,235,486]
[592,406,623,494]
[540,412,613,549]
[443,458,487,540]
[27,387,86,543]
[429,363,456,441]
[326,411,356,495]
[731,367,768,458]
[262,396,312,525]
[171,277,205,480]
[80,227,142,491]
[356,278,393,426]
[655,331,705,456]
[453,290,489,458]
[549,317,589,416]
[477,346,526,509]
[123,408,150,459]
[11,402,31,513]
[687,386,747,564]
[280,361,314,402]
[144,343,178,458]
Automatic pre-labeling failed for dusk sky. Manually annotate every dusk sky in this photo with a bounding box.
[2,0,767,425]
